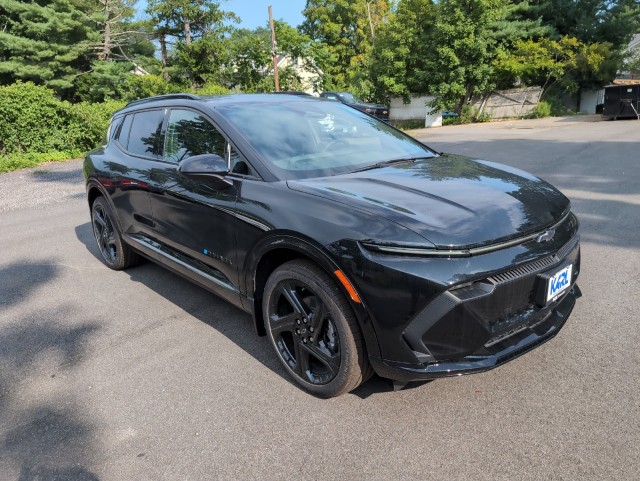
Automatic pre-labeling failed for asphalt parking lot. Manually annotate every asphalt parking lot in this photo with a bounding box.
[1,115,638,480]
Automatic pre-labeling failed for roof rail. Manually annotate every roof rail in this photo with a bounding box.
[125,93,201,108]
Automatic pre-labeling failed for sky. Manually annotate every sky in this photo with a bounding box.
[224,0,306,29]
[134,1,307,29]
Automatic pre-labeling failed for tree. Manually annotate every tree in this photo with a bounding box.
[222,21,329,93]
[301,0,390,91]
[0,0,96,95]
[146,0,238,87]
[367,0,438,102]
[425,0,507,112]
[525,0,640,50]
[494,36,619,104]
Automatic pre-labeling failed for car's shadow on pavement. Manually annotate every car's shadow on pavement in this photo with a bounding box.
[74,222,414,399]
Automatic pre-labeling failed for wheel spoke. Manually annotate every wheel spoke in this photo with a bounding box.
[105,233,116,246]
[294,340,311,378]
[268,312,298,336]
[93,210,107,229]
[278,281,309,317]
[309,299,327,333]
[304,343,341,376]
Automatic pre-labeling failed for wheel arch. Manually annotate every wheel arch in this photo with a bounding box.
[85,180,125,233]
[247,234,381,359]
[87,182,103,209]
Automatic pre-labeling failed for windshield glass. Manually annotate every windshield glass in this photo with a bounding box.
[339,92,361,103]
[218,100,435,180]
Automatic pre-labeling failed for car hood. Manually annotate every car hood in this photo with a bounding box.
[287,154,570,249]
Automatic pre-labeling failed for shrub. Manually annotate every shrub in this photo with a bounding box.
[124,74,183,101]
[527,100,552,119]
[444,105,492,125]
[194,82,230,96]
[0,82,70,155]
[0,81,125,171]
[66,100,126,152]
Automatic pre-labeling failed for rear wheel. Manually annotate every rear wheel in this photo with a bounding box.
[263,260,370,397]
[91,196,139,270]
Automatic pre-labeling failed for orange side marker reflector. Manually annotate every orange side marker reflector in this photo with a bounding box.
[334,270,362,303]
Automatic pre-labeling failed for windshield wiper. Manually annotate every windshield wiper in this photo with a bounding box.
[350,156,425,173]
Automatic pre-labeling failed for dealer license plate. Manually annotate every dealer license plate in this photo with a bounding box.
[546,264,573,302]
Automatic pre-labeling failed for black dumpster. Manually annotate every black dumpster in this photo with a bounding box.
[602,84,640,119]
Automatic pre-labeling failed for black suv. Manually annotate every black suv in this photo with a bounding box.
[319,91,389,121]
[84,93,581,397]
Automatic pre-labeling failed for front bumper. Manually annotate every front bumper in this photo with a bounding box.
[331,213,582,382]
[369,284,581,382]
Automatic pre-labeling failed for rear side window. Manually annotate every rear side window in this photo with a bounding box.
[126,110,165,158]
[117,114,133,147]
[164,109,226,163]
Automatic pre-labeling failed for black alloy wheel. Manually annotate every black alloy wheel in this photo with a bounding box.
[91,196,139,270]
[263,260,370,397]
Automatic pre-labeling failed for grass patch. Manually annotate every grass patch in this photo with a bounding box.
[0,150,81,174]
[390,119,425,130]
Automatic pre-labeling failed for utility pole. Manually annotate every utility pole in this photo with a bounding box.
[269,5,280,92]
[366,2,375,45]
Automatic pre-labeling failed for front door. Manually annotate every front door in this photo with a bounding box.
[146,108,242,305]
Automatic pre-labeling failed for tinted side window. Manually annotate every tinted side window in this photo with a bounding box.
[118,114,133,147]
[127,110,164,158]
[164,109,225,163]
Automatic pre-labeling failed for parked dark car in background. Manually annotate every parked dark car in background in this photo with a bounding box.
[84,93,581,397]
[319,91,389,121]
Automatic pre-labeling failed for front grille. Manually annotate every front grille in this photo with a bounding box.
[474,237,580,324]
[414,236,580,360]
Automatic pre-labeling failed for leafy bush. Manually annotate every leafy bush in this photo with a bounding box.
[0,81,125,172]
[0,82,70,155]
[195,82,230,95]
[544,94,574,116]
[66,100,126,152]
[444,105,492,125]
[124,74,183,101]
[527,100,552,118]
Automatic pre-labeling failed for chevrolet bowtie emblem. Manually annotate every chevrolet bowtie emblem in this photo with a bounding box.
[537,229,556,243]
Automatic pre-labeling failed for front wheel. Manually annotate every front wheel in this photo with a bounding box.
[263,260,370,397]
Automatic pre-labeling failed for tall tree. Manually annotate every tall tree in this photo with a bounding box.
[425,0,507,112]
[0,0,96,94]
[223,21,329,93]
[367,0,438,102]
[525,0,640,49]
[301,0,390,90]
[146,0,237,86]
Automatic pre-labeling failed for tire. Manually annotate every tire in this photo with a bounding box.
[263,259,370,397]
[91,196,140,270]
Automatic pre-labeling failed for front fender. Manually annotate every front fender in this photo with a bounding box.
[244,231,381,359]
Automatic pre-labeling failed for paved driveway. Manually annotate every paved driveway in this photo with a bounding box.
[1,116,638,480]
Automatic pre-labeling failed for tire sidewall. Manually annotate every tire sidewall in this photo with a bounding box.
[263,261,361,398]
[91,197,126,270]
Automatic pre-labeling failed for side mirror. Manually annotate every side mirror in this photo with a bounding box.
[178,154,233,187]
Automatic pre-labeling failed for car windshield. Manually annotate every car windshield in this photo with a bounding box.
[339,92,361,103]
[218,100,435,180]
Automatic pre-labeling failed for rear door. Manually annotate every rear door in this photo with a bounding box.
[103,109,163,237]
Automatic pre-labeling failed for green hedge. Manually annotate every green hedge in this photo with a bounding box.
[0,80,231,173]
[0,82,125,172]
[66,100,126,152]
[0,82,70,155]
